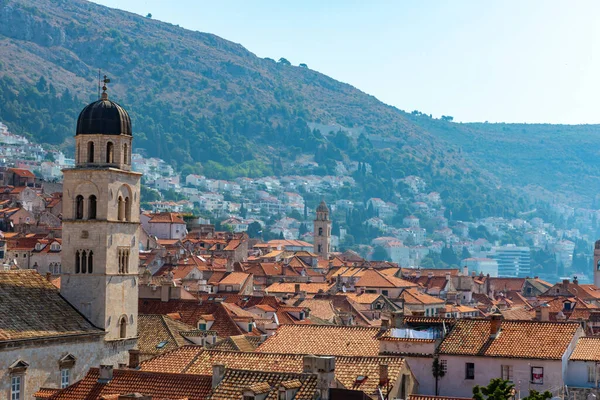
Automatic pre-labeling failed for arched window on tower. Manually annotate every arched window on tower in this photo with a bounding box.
[125,197,131,221]
[118,196,125,221]
[106,142,114,163]
[123,143,129,165]
[75,195,84,219]
[75,250,80,273]
[81,250,87,273]
[119,316,127,338]
[87,141,94,163]
[318,227,323,236]
[88,251,93,274]
[318,244,322,253]
[88,195,97,219]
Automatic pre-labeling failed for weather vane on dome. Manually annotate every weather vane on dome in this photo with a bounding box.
[101,75,110,100]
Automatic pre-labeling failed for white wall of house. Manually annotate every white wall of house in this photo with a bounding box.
[438,355,564,398]
[566,361,599,389]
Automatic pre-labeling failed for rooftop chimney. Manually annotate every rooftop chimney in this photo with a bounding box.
[379,363,389,386]
[295,283,301,294]
[415,270,421,278]
[428,272,434,279]
[562,279,570,290]
[128,349,140,369]
[489,312,503,338]
[212,363,226,389]
[45,272,52,282]
[98,365,114,383]
[537,303,550,322]
[573,276,579,285]
[445,272,451,281]
[462,266,468,276]
[380,318,389,331]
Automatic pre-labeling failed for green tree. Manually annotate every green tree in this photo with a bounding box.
[239,203,247,218]
[278,57,291,65]
[522,390,552,400]
[473,378,515,400]
[247,221,262,238]
[372,245,389,261]
[432,357,446,396]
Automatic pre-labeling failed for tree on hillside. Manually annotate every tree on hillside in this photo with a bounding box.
[372,245,389,261]
[247,221,262,239]
[278,58,291,65]
[472,378,515,400]
[299,63,308,68]
[146,13,152,18]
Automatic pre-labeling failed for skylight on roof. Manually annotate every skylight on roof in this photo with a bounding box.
[156,340,169,349]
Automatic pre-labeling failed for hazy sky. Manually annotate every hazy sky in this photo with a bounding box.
[91,1,600,124]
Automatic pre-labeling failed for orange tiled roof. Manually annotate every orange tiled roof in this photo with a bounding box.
[141,347,406,396]
[219,272,250,286]
[409,396,471,400]
[438,319,580,359]
[355,268,417,289]
[148,212,186,224]
[0,270,103,342]
[209,368,317,400]
[46,368,212,400]
[256,324,382,356]
[401,288,445,305]
[137,314,196,356]
[265,282,334,294]
[570,337,600,361]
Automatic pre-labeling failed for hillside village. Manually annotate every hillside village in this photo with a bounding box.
[3,98,600,400]
[0,120,595,283]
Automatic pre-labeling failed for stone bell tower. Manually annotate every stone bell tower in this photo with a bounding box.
[313,200,331,260]
[60,78,141,344]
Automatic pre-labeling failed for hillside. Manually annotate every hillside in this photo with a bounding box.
[0,0,596,214]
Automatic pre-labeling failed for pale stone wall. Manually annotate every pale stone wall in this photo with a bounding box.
[313,218,331,259]
[75,134,133,172]
[0,335,136,400]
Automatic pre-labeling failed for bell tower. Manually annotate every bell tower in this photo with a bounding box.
[594,240,600,288]
[60,78,141,343]
[313,200,331,260]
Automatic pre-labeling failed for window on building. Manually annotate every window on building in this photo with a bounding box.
[588,365,596,383]
[75,195,84,219]
[382,290,389,296]
[87,141,94,163]
[11,375,22,400]
[106,142,114,163]
[243,396,255,400]
[118,247,130,274]
[60,368,70,388]
[465,362,475,380]
[125,197,131,221]
[81,250,87,273]
[501,365,513,381]
[123,143,129,164]
[318,227,323,236]
[88,251,93,274]
[248,323,253,332]
[531,366,543,384]
[88,195,97,219]
[75,250,80,273]
[119,316,127,338]
[318,244,322,253]
[198,323,207,331]
[118,196,124,221]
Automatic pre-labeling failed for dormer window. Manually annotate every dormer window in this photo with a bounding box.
[35,243,42,251]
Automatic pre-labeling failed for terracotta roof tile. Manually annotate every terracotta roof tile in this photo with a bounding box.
[265,282,334,294]
[256,325,382,356]
[438,319,580,359]
[141,347,406,396]
[570,337,600,361]
[137,314,196,356]
[0,270,102,342]
[401,288,445,305]
[47,368,212,400]
[208,368,317,400]
[355,269,417,289]
[218,272,250,286]
[148,212,186,224]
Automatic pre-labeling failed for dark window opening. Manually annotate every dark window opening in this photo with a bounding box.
[75,195,84,219]
[88,195,97,219]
